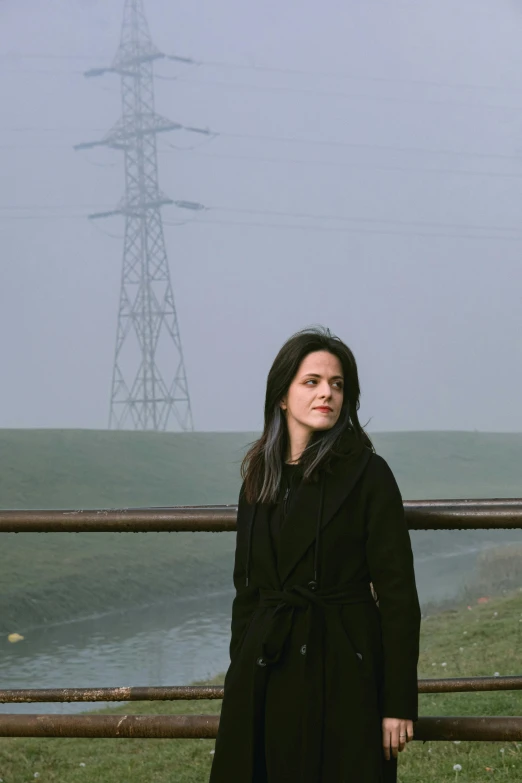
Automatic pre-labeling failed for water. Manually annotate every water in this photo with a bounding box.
[1,539,520,715]
[0,591,234,715]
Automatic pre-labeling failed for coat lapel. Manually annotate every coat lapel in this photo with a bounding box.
[276,448,372,586]
[250,502,283,589]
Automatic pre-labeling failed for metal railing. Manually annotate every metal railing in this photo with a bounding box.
[1,499,522,741]
[1,498,522,532]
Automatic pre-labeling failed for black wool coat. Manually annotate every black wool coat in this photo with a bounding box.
[209,449,421,783]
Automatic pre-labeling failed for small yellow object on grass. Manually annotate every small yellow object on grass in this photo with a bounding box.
[7,633,24,643]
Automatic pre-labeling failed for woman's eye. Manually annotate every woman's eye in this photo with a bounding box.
[305,379,342,389]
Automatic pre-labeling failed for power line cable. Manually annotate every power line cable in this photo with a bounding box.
[167,134,522,162]
[0,53,104,61]
[174,216,522,242]
[4,125,522,165]
[163,216,203,227]
[5,209,522,241]
[193,57,519,94]
[3,51,522,94]
[210,206,522,235]
[0,144,72,150]
[0,204,112,210]
[3,135,522,180]
[89,221,124,240]
[6,211,522,241]
[4,202,522,239]
[162,147,522,182]
[0,127,107,132]
[165,132,218,152]
[0,214,86,220]
[1,68,85,76]
[7,61,522,112]
[76,150,118,168]
[169,76,522,112]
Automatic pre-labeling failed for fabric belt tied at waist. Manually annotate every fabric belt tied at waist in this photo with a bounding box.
[252,583,374,783]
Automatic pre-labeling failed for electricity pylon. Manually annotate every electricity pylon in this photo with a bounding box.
[75,0,194,431]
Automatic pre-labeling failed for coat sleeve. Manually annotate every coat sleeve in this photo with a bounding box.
[364,455,421,721]
[229,484,259,661]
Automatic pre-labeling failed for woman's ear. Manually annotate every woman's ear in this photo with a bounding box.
[280,399,287,411]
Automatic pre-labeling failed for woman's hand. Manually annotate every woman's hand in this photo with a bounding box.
[382,717,414,760]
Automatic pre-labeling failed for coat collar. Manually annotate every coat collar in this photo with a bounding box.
[277,447,372,585]
[250,447,372,587]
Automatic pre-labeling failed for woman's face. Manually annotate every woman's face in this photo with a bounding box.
[281,350,344,435]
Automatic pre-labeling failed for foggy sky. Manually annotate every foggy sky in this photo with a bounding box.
[1,0,522,433]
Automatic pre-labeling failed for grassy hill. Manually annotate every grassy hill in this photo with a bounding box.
[2,429,522,509]
[0,428,521,632]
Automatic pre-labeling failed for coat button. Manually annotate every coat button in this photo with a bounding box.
[256,656,267,667]
[307,580,318,592]
[300,644,307,655]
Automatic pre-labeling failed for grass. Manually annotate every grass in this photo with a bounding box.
[2,428,522,632]
[402,588,522,781]
[2,591,522,782]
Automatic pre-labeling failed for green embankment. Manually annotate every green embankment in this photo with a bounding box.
[2,590,522,782]
[0,429,254,632]
[1,429,522,632]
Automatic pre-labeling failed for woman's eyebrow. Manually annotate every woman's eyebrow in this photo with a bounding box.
[301,373,344,381]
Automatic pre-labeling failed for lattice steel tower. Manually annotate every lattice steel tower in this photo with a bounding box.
[75,0,194,431]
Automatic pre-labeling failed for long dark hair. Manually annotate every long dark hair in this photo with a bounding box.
[241,326,373,504]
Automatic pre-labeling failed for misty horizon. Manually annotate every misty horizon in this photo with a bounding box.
[2,0,522,433]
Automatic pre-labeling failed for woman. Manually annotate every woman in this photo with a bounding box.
[210,327,421,783]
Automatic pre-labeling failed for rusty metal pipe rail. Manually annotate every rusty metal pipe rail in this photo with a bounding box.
[2,676,522,703]
[0,714,521,741]
[2,502,522,744]
[419,675,522,693]
[1,499,522,532]
[0,686,224,703]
